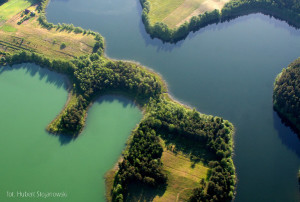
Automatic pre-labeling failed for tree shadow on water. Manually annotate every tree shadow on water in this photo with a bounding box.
[273,110,300,158]
[57,134,76,145]
[0,63,68,90]
[95,94,136,109]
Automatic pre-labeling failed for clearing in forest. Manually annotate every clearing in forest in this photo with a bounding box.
[148,0,231,28]
[126,137,210,201]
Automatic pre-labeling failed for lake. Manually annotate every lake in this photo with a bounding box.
[45,0,300,201]
[0,64,142,201]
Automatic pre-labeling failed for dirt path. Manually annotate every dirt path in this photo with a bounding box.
[176,188,193,202]
[175,0,231,27]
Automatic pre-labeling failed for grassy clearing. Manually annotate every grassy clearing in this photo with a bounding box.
[0,24,17,32]
[0,1,95,59]
[162,0,205,28]
[124,137,209,202]
[0,19,95,59]
[0,0,32,21]
[153,150,208,201]
[147,0,184,24]
[151,138,209,201]
[148,0,231,28]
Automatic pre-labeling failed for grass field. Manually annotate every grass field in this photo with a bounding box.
[0,24,17,32]
[153,150,208,201]
[0,0,32,21]
[147,0,185,23]
[148,0,231,28]
[0,1,95,59]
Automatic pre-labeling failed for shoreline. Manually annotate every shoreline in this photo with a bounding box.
[140,0,300,43]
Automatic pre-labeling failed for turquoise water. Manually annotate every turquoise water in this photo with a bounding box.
[0,64,142,201]
[45,0,300,201]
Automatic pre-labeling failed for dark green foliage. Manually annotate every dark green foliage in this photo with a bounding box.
[273,58,300,134]
[60,96,87,134]
[73,58,163,101]
[17,15,32,25]
[221,0,300,27]
[60,42,66,49]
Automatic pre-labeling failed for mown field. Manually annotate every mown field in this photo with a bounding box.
[0,0,95,59]
[148,0,231,28]
[0,0,31,21]
[156,150,208,201]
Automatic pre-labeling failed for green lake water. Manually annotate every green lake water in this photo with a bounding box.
[45,0,300,201]
[0,64,142,201]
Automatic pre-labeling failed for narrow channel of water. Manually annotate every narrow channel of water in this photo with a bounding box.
[0,64,142,201]
[46,0,300,201]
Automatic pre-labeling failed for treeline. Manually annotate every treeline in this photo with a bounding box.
[221,0,300,27]
[111,98,235,201]
[273,58,300,134]
[36,0,104,47]
[0,51,76,75]
[140,0,300,43]
[37,14,104,41]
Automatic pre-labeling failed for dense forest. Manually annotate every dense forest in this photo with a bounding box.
[141,0,300,43]
[273,58,300,134]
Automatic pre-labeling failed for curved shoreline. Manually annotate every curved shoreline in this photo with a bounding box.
[140,0,300,43]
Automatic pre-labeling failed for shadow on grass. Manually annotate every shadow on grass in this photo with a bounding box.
[126,182,167,202]
[158,130,216,166]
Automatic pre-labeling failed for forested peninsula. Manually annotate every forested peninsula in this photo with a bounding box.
[273,58,300,136]
[0,0,236,201]
[141,0,300,43]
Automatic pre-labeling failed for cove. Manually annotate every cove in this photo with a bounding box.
[0,64,142,201]
[46,0,300,201]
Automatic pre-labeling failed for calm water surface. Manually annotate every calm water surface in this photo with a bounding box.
[46,0,300,201]
[0,64,142,201]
